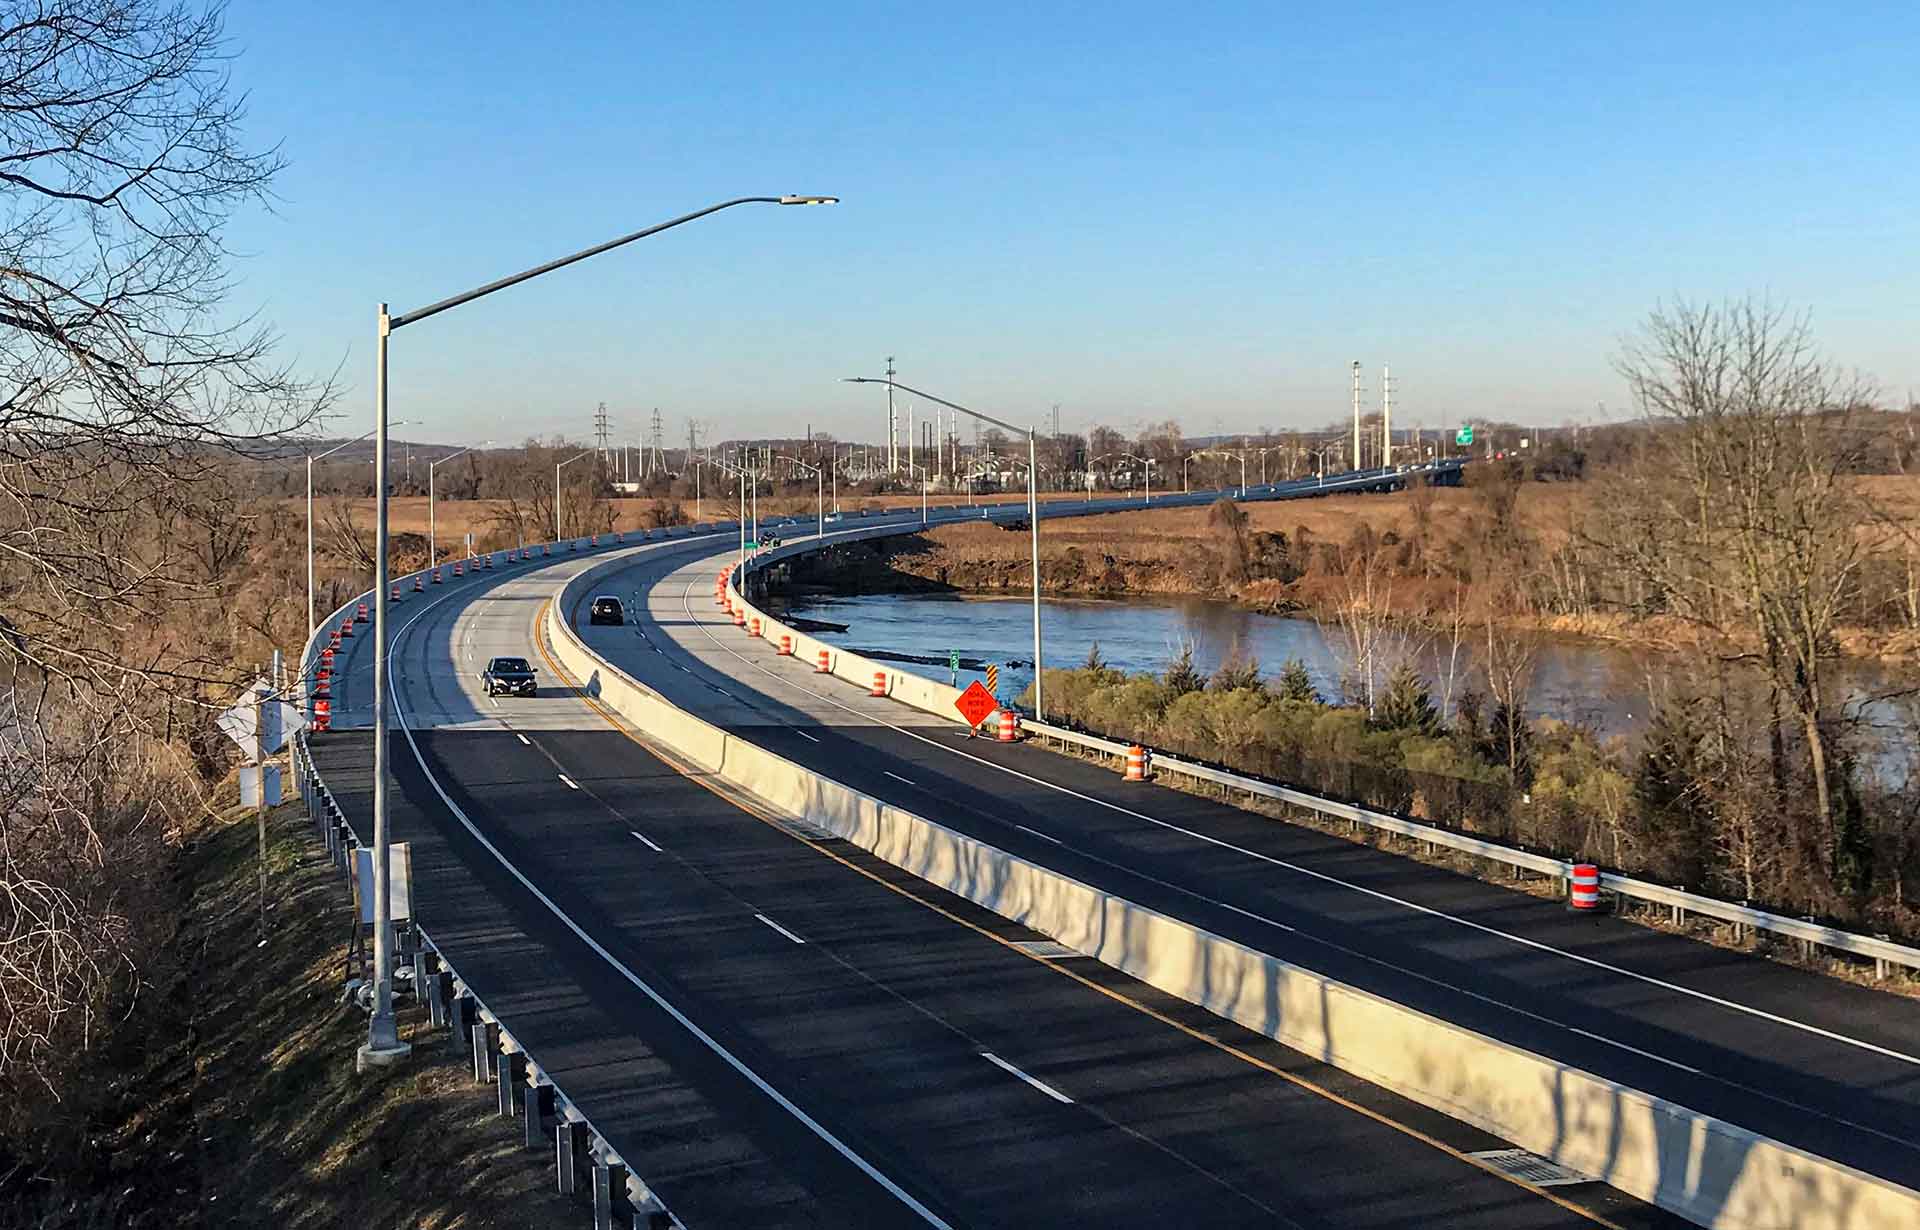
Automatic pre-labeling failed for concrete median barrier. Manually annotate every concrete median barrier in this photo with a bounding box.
[553,552,1920,1230]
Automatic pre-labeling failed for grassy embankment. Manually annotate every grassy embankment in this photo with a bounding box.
[7,796,569,1230]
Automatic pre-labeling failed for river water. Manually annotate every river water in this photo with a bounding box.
[787,591,1911,755]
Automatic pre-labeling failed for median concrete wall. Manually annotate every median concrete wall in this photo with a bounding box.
[556,552,1920,1230]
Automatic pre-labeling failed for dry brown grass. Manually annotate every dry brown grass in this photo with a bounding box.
[5,797,573,1229]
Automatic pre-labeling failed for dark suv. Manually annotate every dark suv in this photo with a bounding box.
[589,595,624,625]
[481,656,536,697]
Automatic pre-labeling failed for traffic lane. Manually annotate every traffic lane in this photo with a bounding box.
[728,715,1920,1183]
[590,552,1920,1181]
[310,731,834,1229]
[526,720,1637,1230]
[405,727,1289,1230]
[373,564,970,1227]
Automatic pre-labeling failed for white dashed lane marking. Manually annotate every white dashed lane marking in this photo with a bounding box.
[559,774,579,790]
[631,831,663,852]
[754,913,806,945]
[980,1052,1073,1104]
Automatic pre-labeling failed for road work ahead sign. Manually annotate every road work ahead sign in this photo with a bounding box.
[955,680,998,730]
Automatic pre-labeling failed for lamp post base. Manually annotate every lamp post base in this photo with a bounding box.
[356,1037,413,1071]
[357,1008,412,1071]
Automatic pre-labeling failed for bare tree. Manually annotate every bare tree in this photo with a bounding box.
[1482,616,1538,775]
[1606,299,1878,859]
[0,1,330,713]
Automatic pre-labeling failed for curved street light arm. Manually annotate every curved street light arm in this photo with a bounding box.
[394,196,837,331]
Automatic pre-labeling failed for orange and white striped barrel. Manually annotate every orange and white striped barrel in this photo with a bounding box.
[778,634,793,656]
[312,697,331,732]
[1124,744,1148,781]
[312,670,330,699]
[732,607,746,628]
[338,619,353,639]
[413,574,424,591]
[1568,863,1601,912]
[816,649,832,673]
[590,534,599,547]
[998,710,1020,742]
[453,560,464,576]
[543,543,551,556]
[431,567,442,583]
[391,584,403,602]
[356,601,370,622]
[870,671,888,697]
[749,616,762,637]
[484,553,494,569]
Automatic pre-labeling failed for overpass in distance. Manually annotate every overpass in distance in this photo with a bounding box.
[301,463,1902,1227]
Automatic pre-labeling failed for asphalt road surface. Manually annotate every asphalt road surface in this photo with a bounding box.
[308,526,1679,1228]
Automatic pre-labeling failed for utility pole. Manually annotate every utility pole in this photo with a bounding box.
[1351,361,1363,471]
[886,355,898,474]
[1382,364,1393,469]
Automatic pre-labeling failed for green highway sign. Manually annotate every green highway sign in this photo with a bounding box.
[1455,424,1474,446]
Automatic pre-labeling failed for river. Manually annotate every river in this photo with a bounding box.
[785,591,1911,757]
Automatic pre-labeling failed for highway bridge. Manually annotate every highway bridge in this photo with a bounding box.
[300,468,1915,1227]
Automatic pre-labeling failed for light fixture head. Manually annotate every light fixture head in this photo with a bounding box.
[779,195,839,206]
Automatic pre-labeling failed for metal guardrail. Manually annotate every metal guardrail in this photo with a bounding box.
[1023,720,1920,979]
[293,531,687,1228]
[730,497,1920,983]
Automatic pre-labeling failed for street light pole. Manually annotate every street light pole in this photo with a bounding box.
[554,449,593,542]
[359,192,836,1072]
[843,376,1046,721]
[427,441,488,566]
[306,428,379,640]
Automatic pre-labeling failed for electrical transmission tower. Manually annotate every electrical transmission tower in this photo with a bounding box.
[593,402,611,461]
[644,407,666,478]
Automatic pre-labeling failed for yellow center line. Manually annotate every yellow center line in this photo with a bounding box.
[530,596,1624,1230]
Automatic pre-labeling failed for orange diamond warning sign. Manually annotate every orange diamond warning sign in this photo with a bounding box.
[955,680,998,730]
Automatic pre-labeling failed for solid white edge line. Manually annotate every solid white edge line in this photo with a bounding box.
[980,1052,1074,1104]
[1014,824,1063,845]
[667,562,1920,1073]
[631,831,663,853]
[794,729,821,743]
[516,733,531,746]
[754,913,807,945]
[883,770,915,786]
[376,544,956,1230]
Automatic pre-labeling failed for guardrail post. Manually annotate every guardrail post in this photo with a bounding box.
[525,1079,556,1149]
[427,968,451,1029]
[593,1155,633,1230]
[498,1045,526,1117]
[449,992,475,1053]
[556,1115,591,1198]
[472,1020,499,1084]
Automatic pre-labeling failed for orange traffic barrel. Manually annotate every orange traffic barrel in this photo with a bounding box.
[413,574,424,592]
[543,543,551,556]
[733,607,746,628]
[312,697,331,732]
[355,601,369,623]
[1569,863,1601,912]
[453,560,464,576]
[997,710,1020,742]
[391,584,404,603]
[816,649,831,673]
[870,671,888,697]
[312,671,330,699]
[778,634,793,656]
[1124,744,1148,781]
[484,553,494,569]
[749,616,762,637]
[590,534,599,547]
[338,619,353,640]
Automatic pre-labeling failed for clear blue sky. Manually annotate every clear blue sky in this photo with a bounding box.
[221,1,1920,448]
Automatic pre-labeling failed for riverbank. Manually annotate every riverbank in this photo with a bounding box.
[785,479,1920,662]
